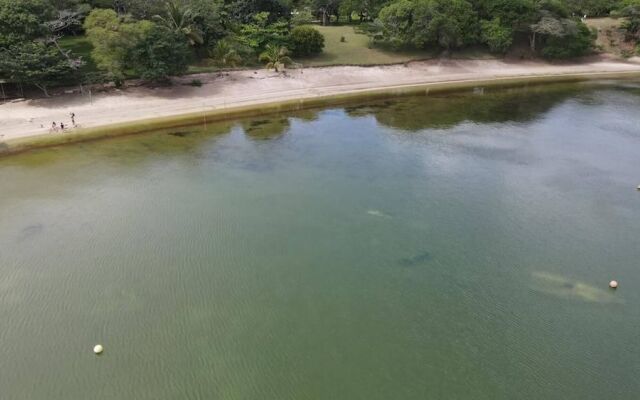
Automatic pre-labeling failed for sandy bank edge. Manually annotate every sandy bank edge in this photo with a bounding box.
[2,70,640,156]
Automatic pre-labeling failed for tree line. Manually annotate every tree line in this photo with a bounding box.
[1,0,640,97]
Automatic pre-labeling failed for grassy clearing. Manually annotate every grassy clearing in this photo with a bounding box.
[59,36,98,74]
[297,25,496,67]
[297,25,435,66]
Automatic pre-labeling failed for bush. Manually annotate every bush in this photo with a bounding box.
[542,23,595,59]
[291,8,314,26]
[128,25,191,82]
[289,26,325,56]
[481,18,513,53]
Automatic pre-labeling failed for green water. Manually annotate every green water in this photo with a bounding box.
[1,82,639,399]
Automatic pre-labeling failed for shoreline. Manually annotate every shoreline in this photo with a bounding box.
[2,58,640,156]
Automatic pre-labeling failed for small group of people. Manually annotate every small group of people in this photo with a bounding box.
[50,112,76,133]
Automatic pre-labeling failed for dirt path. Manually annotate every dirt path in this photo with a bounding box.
[2,57,640,143]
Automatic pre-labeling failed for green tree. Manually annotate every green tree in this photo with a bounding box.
[0,41,75,96]
[289,26,325,55]
[227,0,291,24]
[481,17,513,53]
[0,0,56,47]
[291,7,315,25]
[238,12,290,52]
[128,25,191,81]
[190,0,227,47]
[153,0,203,46]
[541,20,595,58]
[259,44,293,71]
[376,0,479,50]
[84,8,153,85]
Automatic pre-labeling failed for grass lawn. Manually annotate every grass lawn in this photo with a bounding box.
[297,25,496,67]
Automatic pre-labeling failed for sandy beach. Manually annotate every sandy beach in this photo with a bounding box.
[2,56,640,145]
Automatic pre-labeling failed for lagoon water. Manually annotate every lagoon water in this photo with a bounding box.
[1,82,639,399]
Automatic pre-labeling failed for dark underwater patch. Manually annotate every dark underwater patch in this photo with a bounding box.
[168,131,191,138]
[398,251,432,267]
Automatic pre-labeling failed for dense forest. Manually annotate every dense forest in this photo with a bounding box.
[1,0,640,95]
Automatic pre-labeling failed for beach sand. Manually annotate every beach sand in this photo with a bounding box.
[2,56,640,144]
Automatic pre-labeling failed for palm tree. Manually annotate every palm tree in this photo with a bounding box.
[208,40,243,68]
[259,44,293,72]
[153,1,203,46]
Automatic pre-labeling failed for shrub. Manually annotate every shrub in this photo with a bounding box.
[291,8,314,26]
[480,18,513,53]
[128,25,191,82]
[289,26,325,56]
[542,23,595,59]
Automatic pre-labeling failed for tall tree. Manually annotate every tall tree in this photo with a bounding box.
[128,25,191,81]
[84,8,153,85]
[0,41,76,96]
[0,0,56,47]
[153,0,203,46]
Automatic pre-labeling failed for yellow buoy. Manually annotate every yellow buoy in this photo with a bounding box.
[609,280,618,289]
[93,344,104,354]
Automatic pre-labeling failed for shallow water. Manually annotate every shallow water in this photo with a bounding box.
[1,81,639,399]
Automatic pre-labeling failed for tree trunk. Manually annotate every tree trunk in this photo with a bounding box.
[530,32,536,52]
[322,9,328,26]
[35,83,49,97]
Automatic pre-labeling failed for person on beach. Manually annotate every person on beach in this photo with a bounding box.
[60,122,65,131]
[70,112,75,126]
[51,122,58,133]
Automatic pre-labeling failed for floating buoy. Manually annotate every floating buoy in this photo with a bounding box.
[93,344,104,354]
[609,280,618,289]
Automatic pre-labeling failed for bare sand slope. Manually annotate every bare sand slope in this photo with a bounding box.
[2,57,640,142]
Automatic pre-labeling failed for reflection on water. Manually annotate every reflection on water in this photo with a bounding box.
[1,81,640,400]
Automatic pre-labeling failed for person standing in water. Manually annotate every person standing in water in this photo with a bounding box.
[60,122,65,131]
[51,122,58,132]
[70,112,75,126]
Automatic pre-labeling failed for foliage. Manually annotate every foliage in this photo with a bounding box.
[481,17,513,53]
[0,0,56,47]
[227,0,291,24]
[208,39,244,67]
[0,0,83,93]
[84,9,153,84]
[114,0,166,19]
[290,26,325,55]
[291,8,315,25]
[541,21,595,58]
[376,0,479,50]
[564,0,620,16]
[128,25,191,81]
[190,0,227,47]
[153,0,203,46]
[238,12,290,51]
[259,44,293,71]
[339,0,389,22]
[0,41,76,95]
